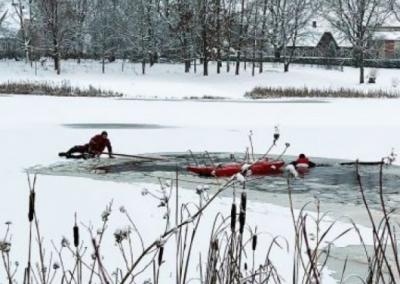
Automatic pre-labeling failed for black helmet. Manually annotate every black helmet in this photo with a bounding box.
[101,131,108,136]
[299,153,306,159]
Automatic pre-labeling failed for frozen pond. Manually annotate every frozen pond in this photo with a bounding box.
[3,95,400,284]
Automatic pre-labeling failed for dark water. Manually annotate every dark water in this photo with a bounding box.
[62,123,173,129]
[29,152,400,211]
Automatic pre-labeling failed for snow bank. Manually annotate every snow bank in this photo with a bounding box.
[3,60,400,99]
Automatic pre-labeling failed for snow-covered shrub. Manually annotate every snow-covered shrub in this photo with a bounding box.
[244,86,399,98]
[0,81,124,97]
[368,68,378,84]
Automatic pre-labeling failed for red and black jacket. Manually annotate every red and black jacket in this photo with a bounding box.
[88,135,112,155]
[291,157,316,168]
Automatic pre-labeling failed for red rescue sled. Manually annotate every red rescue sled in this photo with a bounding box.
[187,159,285,177]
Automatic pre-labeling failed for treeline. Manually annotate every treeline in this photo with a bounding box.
[2,0,400,82]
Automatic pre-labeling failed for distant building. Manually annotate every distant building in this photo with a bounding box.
[288,19,352,58]
[0,29,18,59]
[289,17,400,60]
[371,26,400,59]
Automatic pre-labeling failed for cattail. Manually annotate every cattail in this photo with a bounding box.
[73,213,79,248]
[240,192,247,212]
[158,246,164,266]
[91,238,97,252]
[73,225,79,247]
[239,192,247,234]
[239,211,246,234]
[230,203,237,232]
[212,239,219,251]
[252,235,257,251]
[73,225,79,248]
[28,190,35,222]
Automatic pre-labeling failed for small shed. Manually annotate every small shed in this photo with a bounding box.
[372,30,400,59]
[289,19,352,58]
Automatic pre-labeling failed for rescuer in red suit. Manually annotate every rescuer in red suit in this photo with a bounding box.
[59,131,114,159]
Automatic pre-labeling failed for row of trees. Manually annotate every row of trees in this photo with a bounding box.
[1,0,400,82]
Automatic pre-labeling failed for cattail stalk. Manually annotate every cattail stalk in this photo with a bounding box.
[158,246,164,266]
[230,203,237,232]
[252,235,257,251]
[27,189,35,284]
[73,213,81,284]
[28,190,35,222]
[73,225,79,248]
[239,192,247,234]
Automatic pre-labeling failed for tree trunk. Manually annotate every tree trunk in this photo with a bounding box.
[53,40,60,75]
[201,0,208,76]
[185,60,191,73]
[142,59,146,75]
[102,57,105,74]
[77,40,83,64]
[274,48,280,61]
[235,53,240,75]
[203,57,208,76]
[56,58,60,75]
[54,55,60,74]
[226,0,233,74]
[236,0,245,75]
[251,0,259,77]
[259,0,268,74]
[252,34,256,76]
[284,62,289,72]
[183,31,191,73]
[216,0,221,74]
[359,51,364,84]
[25,44,30,64]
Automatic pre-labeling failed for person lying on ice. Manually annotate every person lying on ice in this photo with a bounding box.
[59,131,114,159]
[291,153,316,169]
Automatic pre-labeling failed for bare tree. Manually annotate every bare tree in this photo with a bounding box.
[249,0,260,76]
[324,0,391,83]
[160,0,195,73]
[70,0,90,63]
[215,0,222,73]
[90,0,119,73]
[223,0,236,73]
[37,0,72,74]
[389,0,400,22]
[12,0,31,63]
[0,9,7,28]
[235,0,245,75]
[200,0,210,76]
[259,0,268,73]
[268,0,316,72]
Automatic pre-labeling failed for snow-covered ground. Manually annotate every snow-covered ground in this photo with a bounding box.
[2,60,400,99]
[1,93,399,283]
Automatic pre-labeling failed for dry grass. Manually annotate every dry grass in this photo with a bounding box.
[245,86,400,99]
[0,81,124,97]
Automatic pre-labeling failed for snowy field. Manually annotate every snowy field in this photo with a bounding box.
[2,60,400,99]
[1,93,400,283]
